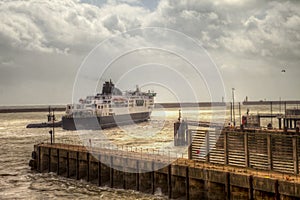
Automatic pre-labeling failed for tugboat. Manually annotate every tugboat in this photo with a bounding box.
[26,107,62,128]
[62,80,156,130]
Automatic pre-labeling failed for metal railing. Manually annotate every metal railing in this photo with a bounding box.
[37,137,188,165]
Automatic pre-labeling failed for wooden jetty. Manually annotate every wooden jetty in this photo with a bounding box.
[30,141,300,200]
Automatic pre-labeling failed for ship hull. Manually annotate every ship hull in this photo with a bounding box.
[62,112,151,130]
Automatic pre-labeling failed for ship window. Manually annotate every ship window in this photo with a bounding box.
[68,106,71,109]
[136,100,144,106]
[98,105,100,109]
[101,105,103,109]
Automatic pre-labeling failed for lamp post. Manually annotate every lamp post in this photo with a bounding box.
[232,88,236,127]
[49,107,55,144]
[279,97,281,113]
[52,108,55,143]
[49,130,53,144]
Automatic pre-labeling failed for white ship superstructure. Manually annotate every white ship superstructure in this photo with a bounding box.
[62,80,156,130]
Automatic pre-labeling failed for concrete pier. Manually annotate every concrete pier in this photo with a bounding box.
[30,143,300,199]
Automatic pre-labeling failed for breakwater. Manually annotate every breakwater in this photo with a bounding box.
[30,143,300,199]
[2,100,300,113]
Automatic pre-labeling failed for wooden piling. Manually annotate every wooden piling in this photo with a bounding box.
[225,172,230,200]
[67,152,70,178]
[188,130,192,160]
[38,146,41,172]
[57,149,60,175]
[293,136,299,174]
[48,148,51,173]
[110,155,114,188]
[278,118,282,129]
[244,132,249,168]
[185,166,190,200]
[76,152,79,180]
[98,154,102,186]
[151,161,155,194]
[206,131,210,162]
[267,134,273,170]
[224,132,229,165]
[136,160,140,191]
[275,180,280,200]
[168,164,172,199]
[87,152,90,182]
[248,175,253,200]
[123,158,127,189]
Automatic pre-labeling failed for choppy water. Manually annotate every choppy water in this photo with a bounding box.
[0,104,298,199]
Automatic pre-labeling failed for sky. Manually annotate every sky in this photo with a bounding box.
[0,0,300,105]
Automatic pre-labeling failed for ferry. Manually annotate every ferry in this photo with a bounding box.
[62,80,156,130]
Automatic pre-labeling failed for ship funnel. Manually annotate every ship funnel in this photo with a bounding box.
[136,85,140,93]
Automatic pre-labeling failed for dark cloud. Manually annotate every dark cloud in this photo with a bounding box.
[0,0,299,104]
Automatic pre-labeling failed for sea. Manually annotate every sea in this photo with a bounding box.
[0,104,298,199]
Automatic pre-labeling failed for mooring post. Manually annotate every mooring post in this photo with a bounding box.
[48,148,51,173]
[110,155,114,188]
[167,164,172,199]
[87,152,90,182]
[151,161,155,194]
[185,166,190,200]
[76,152,79,180]
[267,134,273,170]
[57,149,60,175]
[66,151,70,178]
[136,160,140,191]
[98,154,102,186]
[292,136,299,174]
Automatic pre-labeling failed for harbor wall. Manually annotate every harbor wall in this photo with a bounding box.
[31,143,300,200]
